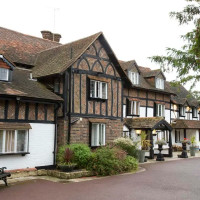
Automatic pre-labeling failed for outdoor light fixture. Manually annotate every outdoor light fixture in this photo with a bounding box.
[173,104,177,110]
[152,129,157,135]
[186,106,190,111]
[135,130,141,134]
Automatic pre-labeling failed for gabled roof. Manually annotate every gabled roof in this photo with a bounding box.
[124,117,172,131]
[0,67,62,102]
[33,32,102,78]
[170,84,199,107]
[0,55,15,69]
[119,60,141,73]
[172,119,200,129]
[119,61,175,94]
[142,69,166,80]
[0,27,61,66]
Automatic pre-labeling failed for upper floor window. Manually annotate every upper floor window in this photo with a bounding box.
[54,79,60,93]
[179,106,186,117]
[90,80,107,99]
[127,101,140,116]
[91,123,105,147]
[0,68,9,81]
[192,107,198,118]
[155,104,165,117]
[156,78,164,89]
[128,71,139,85]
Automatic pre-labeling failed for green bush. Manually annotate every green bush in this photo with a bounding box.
[69,144,92,169]
[88,146,138,176]
[57,145,69,164]
[113,137,139,159]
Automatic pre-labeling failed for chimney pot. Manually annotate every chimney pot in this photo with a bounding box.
[53,33,62,42]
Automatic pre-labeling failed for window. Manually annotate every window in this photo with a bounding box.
[128,101,140,116]
[0,130,28,154]
[0,68,9,81]
[180,106,186,117]
[90,80,107,99]
[128,71,139,85]
[156,104,165,117]
[175,130,181,143]
[91,123,105,147]
[156,78,164,89]
[54,79,60,93]
[192,107,198,118]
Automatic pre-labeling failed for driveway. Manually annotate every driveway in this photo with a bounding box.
[1,158,200,200]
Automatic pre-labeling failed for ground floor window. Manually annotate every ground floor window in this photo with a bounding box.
[0,130,28,153]
[91,123,105,147]
[175,130,181,143]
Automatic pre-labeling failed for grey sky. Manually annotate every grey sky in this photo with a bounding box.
[1,0,194,87]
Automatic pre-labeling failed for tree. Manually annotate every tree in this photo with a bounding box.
[150,0,200,98]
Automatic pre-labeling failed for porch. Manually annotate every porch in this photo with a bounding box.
[124,117,173,159]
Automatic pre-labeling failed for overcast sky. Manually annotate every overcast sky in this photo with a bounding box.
[1,0,195,87]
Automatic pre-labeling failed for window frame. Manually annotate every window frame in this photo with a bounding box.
[128,71,139,85]
[175,130,181,143]
[179,105,186,117]
[0,68,9,82]
[90,123,106,147]
[192,107,198,118]
[89,80,107,100]
[156,104,165,117]
[127,100,140,116]
[0,129,29,156]
[156,78,164,89]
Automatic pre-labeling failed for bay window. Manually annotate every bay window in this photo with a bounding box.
[128,71,139,85]
[0,130,29,154]
[90,80,107,99]
[91,123,105,147]
[127,101,140,116]
[0,68,9,81]
[156,78,164,89]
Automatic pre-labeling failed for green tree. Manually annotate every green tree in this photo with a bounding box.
[150,0,200,98]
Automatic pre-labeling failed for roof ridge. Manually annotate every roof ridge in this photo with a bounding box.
[0,27,61,45]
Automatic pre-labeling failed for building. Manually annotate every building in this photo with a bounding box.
[0,27,199,170]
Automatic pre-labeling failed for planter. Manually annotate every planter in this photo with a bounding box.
[156,144,165,161]
[190,146,196,156]
[178,143,188,158]
[139,150,146,163]
[58,164,77,172]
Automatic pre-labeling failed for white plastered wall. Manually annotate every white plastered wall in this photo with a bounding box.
[0,123,55,170]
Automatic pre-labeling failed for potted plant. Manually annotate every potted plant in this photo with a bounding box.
[190,136,196,156]
[138,131,151,163]
[57,147,77,172]
[178,138,190,158]
[155,139,167,161]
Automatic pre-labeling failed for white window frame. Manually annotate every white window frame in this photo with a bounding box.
[180,106,186,116]
[0,130,28,154]
[0,68,9,81]
[193,107,198,118]
[91,123,106,147]
[156,104,165,117]
[156,78,164,89]
[128,71,139,85]
[90,80,107,99]
[129,101,140,116]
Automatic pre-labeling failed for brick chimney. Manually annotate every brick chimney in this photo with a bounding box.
[41,31,61,42]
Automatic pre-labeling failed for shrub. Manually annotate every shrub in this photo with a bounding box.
[69,144,92,169]
[57,145,69,164]
[113,137,139,159]
[88,146,138,176]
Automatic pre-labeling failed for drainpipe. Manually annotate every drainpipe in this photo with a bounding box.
[53,103,61,166]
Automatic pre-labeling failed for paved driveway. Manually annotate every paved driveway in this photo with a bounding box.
[1,158,200,200]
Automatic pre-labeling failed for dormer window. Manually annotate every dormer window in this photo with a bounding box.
[0,68,9,81]
[180,105,186,117]
[129,71,139,85]
[156,78,164,89]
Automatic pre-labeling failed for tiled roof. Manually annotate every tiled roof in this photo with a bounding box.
[119,60,174,94]
[33,32,102,78]
[0,27,60,66]
[170,84,199,107]
[0,67,63,102]
[0,122,32,130]
[142,69,165,79]
[171,119,200,129]
[124,117,172,130]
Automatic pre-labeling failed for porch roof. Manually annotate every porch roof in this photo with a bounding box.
[124,117,172,131]
[171,119,200,129]
[0,122,32,130]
